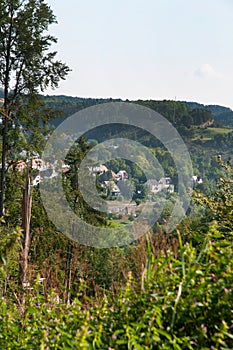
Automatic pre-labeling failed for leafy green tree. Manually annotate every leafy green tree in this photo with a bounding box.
[0,0,70,215]
[194,159,233,237]
[65,137,107,227]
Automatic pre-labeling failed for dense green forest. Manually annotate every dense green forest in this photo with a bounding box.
[0,1,233,349]
[42,94,233,128]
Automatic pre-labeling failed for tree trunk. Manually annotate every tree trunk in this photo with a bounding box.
[64,241,74,305]
[0,114,8,217]
[19,167,32,287]
[0,91,10,217]
[0,6,13,217]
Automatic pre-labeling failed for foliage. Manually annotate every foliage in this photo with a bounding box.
[0,226,232,349]
[0,0,70,96]
[194,158,233,237]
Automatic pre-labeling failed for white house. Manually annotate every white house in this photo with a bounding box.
[192,175,203,184]
[32,174,42,186]
[116,170,128,180]
[88,164,108,175]
[146,177,174,193]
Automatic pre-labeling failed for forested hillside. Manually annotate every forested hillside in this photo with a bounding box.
[43,94,233,128]
[184,101,233,128]
[41,95,233,191]
[2,89,232,127]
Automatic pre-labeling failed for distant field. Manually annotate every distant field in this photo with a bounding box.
[192,126,233,141]
[207,127,233,135]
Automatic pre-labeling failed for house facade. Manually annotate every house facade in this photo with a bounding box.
[146,177,174,193]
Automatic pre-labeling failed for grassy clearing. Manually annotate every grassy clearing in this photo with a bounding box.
[192,126,233,141]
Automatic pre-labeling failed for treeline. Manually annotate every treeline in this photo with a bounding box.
[136,100,213,127]
[42,95,233,129]
[42,95,214,130]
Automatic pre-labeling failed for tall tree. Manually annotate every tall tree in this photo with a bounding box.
[0,0,70,216]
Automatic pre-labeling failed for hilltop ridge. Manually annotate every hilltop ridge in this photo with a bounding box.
[0,87,232,127]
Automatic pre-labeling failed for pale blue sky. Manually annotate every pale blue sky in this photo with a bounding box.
[46,0,233,109]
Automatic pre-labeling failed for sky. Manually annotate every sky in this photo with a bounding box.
[46,0,233,109]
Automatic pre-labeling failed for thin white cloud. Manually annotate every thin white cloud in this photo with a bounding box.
[194,63,222,79]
